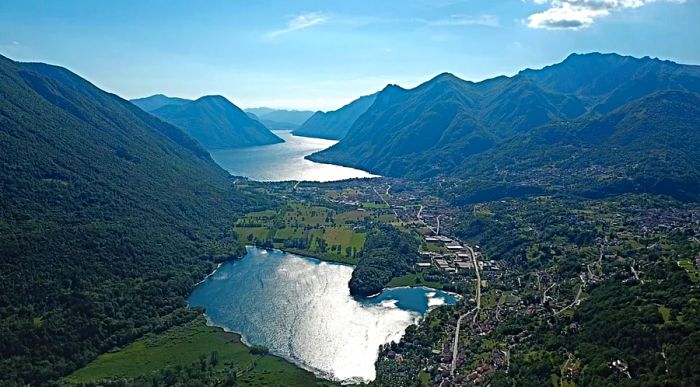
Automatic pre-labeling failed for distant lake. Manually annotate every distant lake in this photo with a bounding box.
[210,131,378,182]
[188,246,458,383]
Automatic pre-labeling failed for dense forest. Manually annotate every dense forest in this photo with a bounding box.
[0,55,269,384]
[146,95,283,149]
[349,226,420,297]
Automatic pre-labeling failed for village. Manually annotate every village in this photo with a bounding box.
[255,178,700,386]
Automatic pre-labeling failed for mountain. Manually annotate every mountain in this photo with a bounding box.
[150,96,283,149]
[309,53,700,196]
[0,54,266,384]
[293,92,378,140]
[130,93,191,111]
[244,107,315,130]
[245,107,315,125]
[445,90,700,203]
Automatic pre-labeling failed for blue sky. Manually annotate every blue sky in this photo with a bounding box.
[1,0,699,110]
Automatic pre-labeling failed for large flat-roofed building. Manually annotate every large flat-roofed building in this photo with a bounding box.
[456,261,473,269]
[435,259,450,269]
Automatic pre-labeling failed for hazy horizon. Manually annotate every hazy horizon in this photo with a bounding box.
[2,0,699,111]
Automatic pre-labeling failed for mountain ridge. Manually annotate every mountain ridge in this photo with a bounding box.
[244,107,314,129]
[149,95,283,149]
[0,54,268,384]
[308,52,700,199]
[293,92,379,140]
[131,93,191,112]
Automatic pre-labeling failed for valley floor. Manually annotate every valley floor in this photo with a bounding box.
[64,177,700,386]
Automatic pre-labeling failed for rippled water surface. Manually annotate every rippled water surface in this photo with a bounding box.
[188,246,458,383]
[209,131,377,182]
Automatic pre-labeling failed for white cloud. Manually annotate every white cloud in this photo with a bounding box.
[265,12,328,38]
[526,0,686,30]
[426,14,500,27]
[263,12,498,40]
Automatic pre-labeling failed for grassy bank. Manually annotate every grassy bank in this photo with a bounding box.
[386,272,444,290]
[63,316,335,386]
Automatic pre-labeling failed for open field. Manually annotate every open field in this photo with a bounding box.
[64,317,328,386]
[233,202,369,263]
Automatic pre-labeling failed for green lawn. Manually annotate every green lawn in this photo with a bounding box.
[361,201,389,209]
[324,227,365,249]
[419,370,430,386]
[386,272,444,290]
[659,305,672,323]
[378,214,398,223]
[64,317,329,386]
[233,227,271,241]
[274,227,304,240]
[336,210,369,223]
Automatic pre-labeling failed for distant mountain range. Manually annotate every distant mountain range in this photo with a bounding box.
[0,54,265,383]
[132,94,283,149]
[293,92,378,140]
[244,107,314,130]
[310,53,700,200]
[130,93,191,111]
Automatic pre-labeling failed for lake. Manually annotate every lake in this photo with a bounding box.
[210,131,378,182]
[188,246,458,383]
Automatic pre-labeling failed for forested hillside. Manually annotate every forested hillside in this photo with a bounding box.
[309,53,700,196]
[293,92,377,140]
[0,55,267,384]
[150,95,283,149]
[448,90,700,203]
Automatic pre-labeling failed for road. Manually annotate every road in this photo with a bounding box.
[631,261,643,284]
[554,278,583,316]
[372,186,398,217]
[416,204,441,235]
[542,283,556,305]
[469,245,481,322]
[385,185,391,196]
[451,245,481,376]
[451,307,477,376]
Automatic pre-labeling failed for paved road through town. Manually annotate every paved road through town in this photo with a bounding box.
[451,245,481,376]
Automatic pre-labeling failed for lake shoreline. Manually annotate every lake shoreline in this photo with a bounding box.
[188,245,460,384]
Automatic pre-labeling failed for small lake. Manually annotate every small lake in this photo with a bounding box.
[210,131,378,182]
[188,246,458,383]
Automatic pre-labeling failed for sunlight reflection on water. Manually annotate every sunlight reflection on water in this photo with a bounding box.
[209,131,378,182]
[188,247,458,383]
